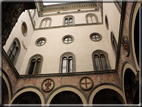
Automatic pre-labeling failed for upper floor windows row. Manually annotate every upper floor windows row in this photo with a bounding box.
[39,13,99,28]
[26,50,110,75]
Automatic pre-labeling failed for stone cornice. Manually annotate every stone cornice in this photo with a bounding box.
[19,70,116,78]
[39,2,99,15]
[35,22,103,31]
[40,9,98,17]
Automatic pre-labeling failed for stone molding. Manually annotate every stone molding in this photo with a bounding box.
[39,2,99,14]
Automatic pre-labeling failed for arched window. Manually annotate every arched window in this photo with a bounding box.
[26,54,43,75]
[111,32,117,56]
[7,38,20,65]
[40,18,51,28]
[60,52,75,73]
[86,14,99,23]
[92,50,110,71]
[64,15,74,25]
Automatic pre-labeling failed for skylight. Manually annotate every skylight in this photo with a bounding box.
[42,0,93,6]
[43,3,63,6]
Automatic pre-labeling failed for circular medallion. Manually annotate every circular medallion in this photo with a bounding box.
[80,77,93,91]
[41,78,55,92]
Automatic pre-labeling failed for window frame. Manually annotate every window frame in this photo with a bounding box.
[21,22,28,36]
[90,33,102,42]
[26,54,43,75]
[7,38,21,65]
[62,35,74,44]
[59,52,76,73]
[35,37,46,46]
[63,15,74,26]
[92,50,111,71]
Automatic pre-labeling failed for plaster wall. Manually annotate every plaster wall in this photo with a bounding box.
[3,10,34,72]
[3,3,120,75]
[20,24,115,74]
[103,3,121,43]
[102,3,121,62]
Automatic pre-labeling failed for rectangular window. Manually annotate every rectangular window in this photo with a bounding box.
[69,57,73,73]
[95,56,101,71]
[62,58,67,73]
[101,57,107,70]
[29,60,35,74]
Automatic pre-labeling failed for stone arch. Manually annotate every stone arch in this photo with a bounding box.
[88,84,126,104]
[121,61,139,104]
[121,61,137,92]
[2,70,13,104]
[10,86,45,104]
[46,85,87,104]
[129,3,141,71]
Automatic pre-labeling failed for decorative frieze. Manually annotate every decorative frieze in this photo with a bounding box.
[39,3,98,13]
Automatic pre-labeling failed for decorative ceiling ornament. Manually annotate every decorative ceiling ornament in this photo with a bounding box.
[41,78,55,92]
[80,77,93,91]
[121,36,130,57]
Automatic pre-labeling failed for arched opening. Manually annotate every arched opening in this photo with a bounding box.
[2,78,9,104]
[133,88,139,104]
[12,92,41,104]
[134,6,139,65]
[93,89,123,104]
[50,91,83,104]
[124,68,139,104]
